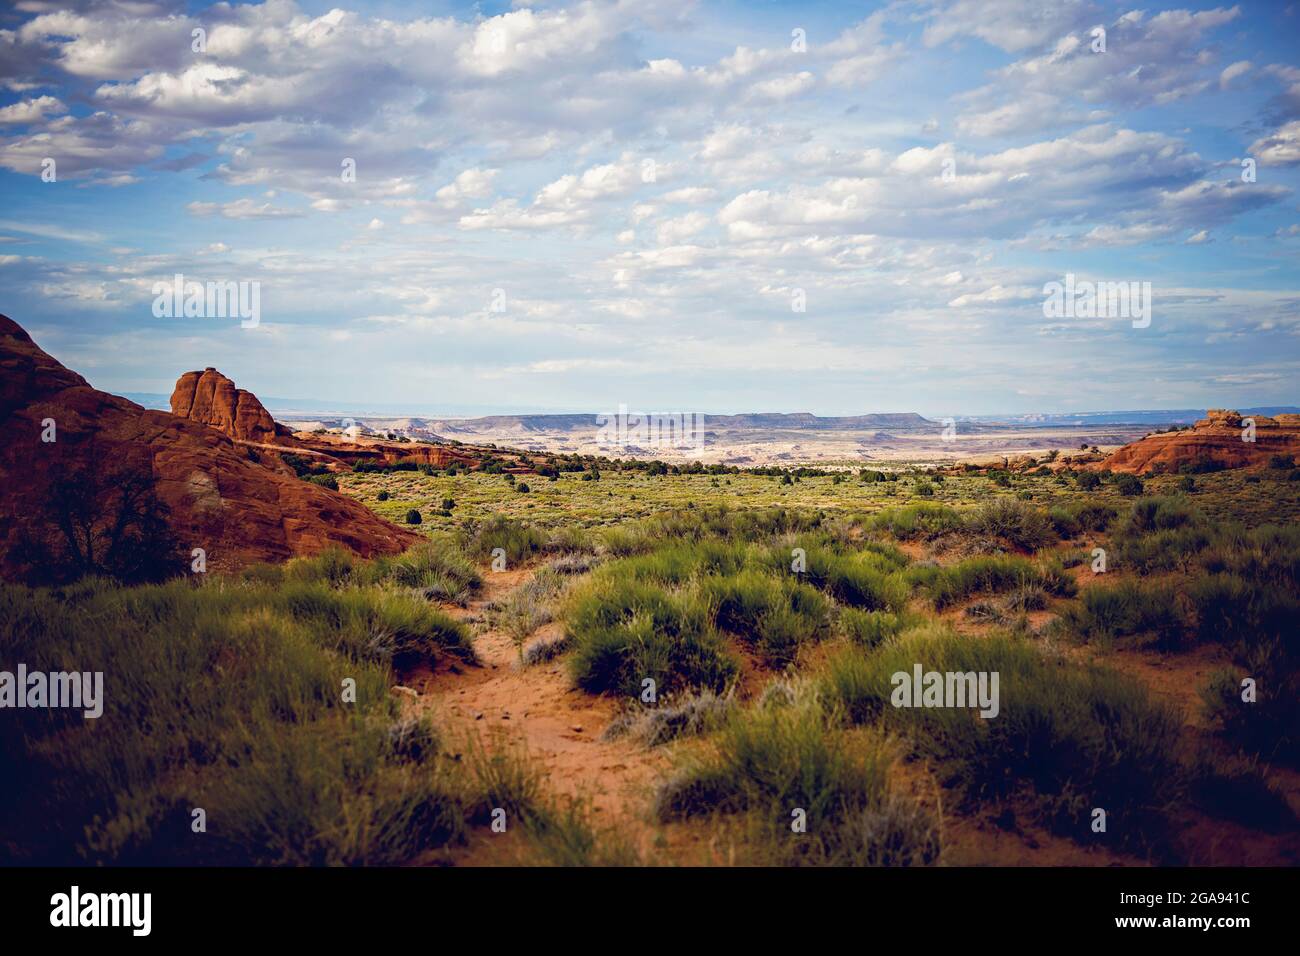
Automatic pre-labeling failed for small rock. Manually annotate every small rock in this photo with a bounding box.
[571,725,584,733]
[473,711,484,720]
[391,685,418,699]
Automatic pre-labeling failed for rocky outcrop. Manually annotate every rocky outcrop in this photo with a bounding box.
[170,368,295,445]
[167,369,493,474]
[1096,409,1300,474]
[291,432,481,471]
[0,315,422,580]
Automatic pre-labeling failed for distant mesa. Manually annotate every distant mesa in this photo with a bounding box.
[0,315,420,582]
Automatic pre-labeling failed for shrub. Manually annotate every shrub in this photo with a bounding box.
[0,580,472,864]
[465,515,546,564]
[1202,669,1299,767]
[867,504,962,540]
[1057,579,1185,648]
[602,689,735,747]
[307,473,339,492]
[1076,471,1101,491]
[373,542,482,601]
[820,628,1184,852]
[15,464,185,586]
[654,692,939,866]
[964,499,1055,551]
[405,509,422,525]
[798,551,909,612]
[699,570,831,665]
[376,490,390,501]
[839,608,907,648]
[928,555,1075,609]
[564,578,737,697]
[1114,473,1144,496]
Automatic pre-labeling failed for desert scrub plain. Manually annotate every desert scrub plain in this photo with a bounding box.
[3,463,1299,866]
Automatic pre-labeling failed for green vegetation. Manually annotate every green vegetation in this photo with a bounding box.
[5,455,1297,866]
[0,571,473,864]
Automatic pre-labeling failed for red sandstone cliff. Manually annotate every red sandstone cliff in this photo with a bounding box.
[1096,409,1300,474]
[0,315,421,580]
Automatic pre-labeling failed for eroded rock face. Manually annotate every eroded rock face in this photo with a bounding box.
[170,368,294,445]
[1097,410,1300,474]
[0,315,421,581]
[290,432,479,470]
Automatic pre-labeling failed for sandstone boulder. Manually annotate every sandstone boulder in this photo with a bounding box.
[171,367,295,445]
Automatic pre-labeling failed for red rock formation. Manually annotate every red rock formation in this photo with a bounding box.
[1096,409,1300,474]
[0,315,421,580]
[291,432,480,470]
[167,368,492,473]
[170,367,295,444]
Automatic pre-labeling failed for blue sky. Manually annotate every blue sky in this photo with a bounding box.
[1,0,1298,417]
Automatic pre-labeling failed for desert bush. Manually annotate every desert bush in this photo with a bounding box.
[699,569,831,665]
[521,632,573,667]
[464,515,547,564]
[654,691,939,865]
[1114,473,1144,496]
[820,627,1184,853]
[1121,495,1198,535]
[16,465,186,586]
[784,549,909,611]
[1056,579,1185,648]
[867,504,963,540]
[370,542,482,605]
[0,580,473,864]
[564,577,737,697]
[269,582,476,668]
[602,688,735,746]
[494,569,566,660]
[405,509,422,525]
[1186,574,1299,666]
[964,498,1055,552]
[1202,669,1299,768]
[839,608,908,648]
[928,555,1075,609]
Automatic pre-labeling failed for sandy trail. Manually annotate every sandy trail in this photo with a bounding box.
[409,566,673,860]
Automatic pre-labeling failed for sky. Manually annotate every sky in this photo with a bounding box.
[1,0,1298,418]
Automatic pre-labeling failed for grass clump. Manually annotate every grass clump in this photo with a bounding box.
[602,688,735,746]
[928,555,1075,610]
[1056,579,1185,648]
[868,503,963,540]
[0,579,473,864]
[563,576,738,697]
[964,498,1056,552]
[820,626,1185,854]
[654,689,939,866]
